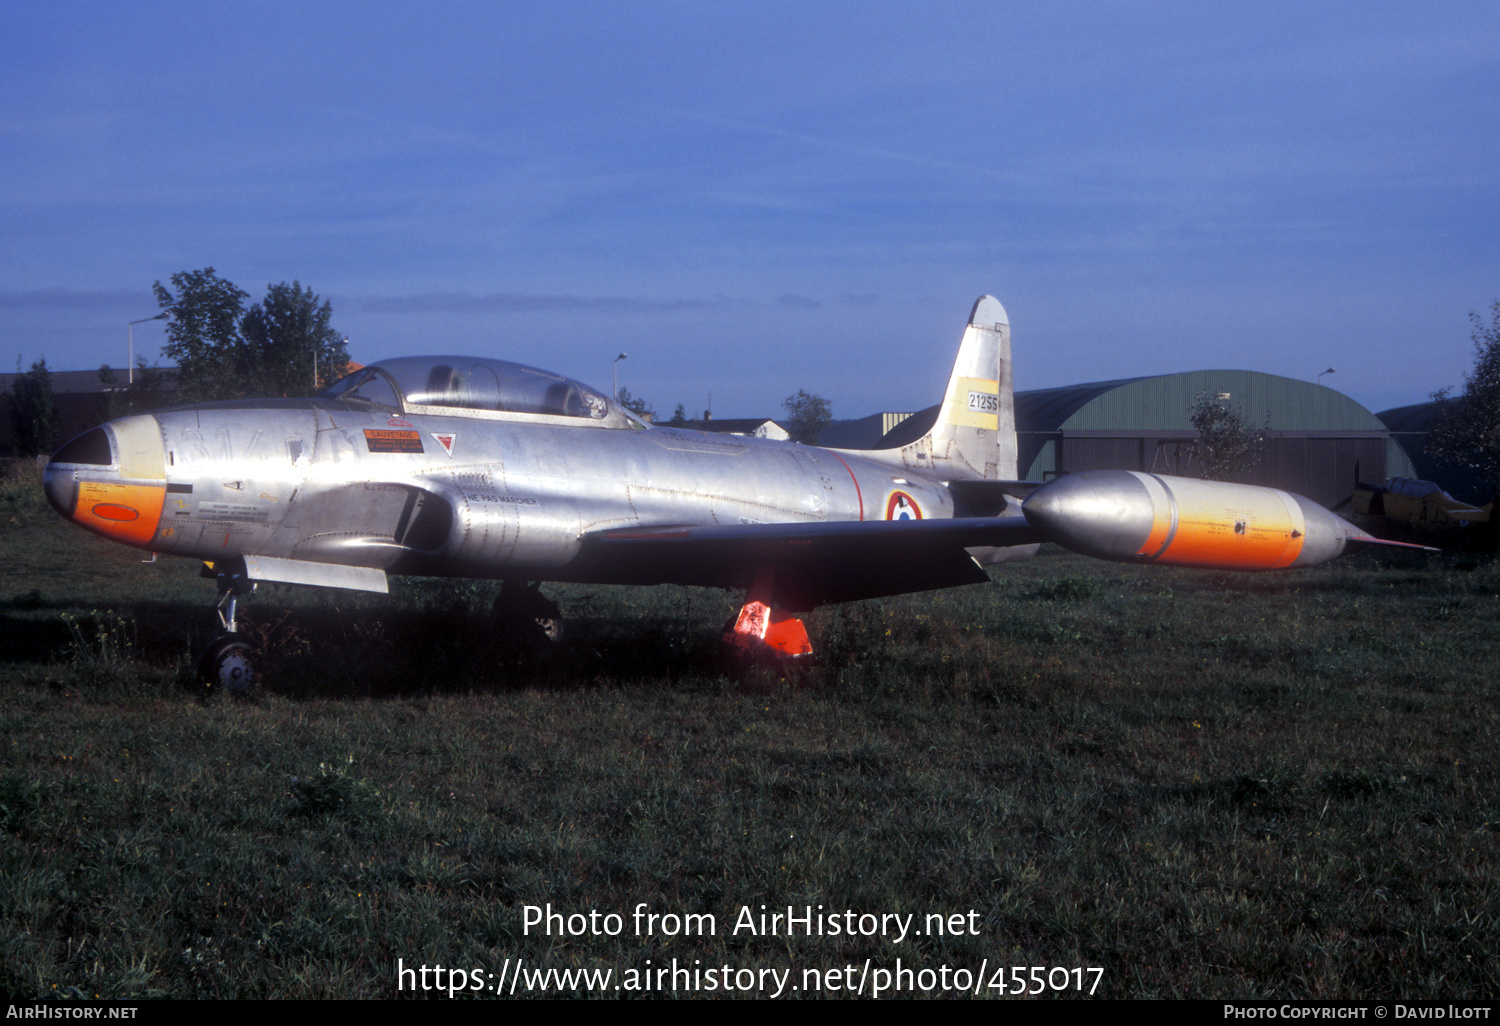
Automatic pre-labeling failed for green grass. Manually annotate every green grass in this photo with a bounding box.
[2,466,1498,998]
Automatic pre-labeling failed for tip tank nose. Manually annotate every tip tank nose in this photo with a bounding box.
[1022,471,1158,560]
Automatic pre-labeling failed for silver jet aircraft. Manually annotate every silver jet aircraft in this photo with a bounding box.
[43,295,1416,691]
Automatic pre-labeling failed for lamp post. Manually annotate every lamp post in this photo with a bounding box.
[127,312,168,384]
[613,352,628,400]
[1317,367,1335,386]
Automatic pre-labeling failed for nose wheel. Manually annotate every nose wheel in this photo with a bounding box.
[198,633,258,697]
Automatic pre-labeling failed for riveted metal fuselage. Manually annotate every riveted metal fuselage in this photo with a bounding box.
[44,399,955,587]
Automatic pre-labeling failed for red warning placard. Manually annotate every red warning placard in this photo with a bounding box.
[364,429,425,454]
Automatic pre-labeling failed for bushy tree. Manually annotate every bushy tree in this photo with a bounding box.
[782,389,832,444]
[240,281,349,396]
[1188,392,1267,482]
[154,268,250,402]
[6,358,58,457]
[1428,302,1500,497]
[154,269,348,402]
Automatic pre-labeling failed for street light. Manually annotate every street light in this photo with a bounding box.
[316,335,346,391]
[1317,367,1336,385]
[127,312,168,385]
[613,352,628,400]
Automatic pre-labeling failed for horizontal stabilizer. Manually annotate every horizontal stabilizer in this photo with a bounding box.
[947,479,1043,516]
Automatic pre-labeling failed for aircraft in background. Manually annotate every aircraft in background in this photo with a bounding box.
[43,296,1426,692]
[1348,476,1491,536]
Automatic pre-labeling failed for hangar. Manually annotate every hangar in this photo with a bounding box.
[1377,401,1492,505]
[1013,370,1415,508]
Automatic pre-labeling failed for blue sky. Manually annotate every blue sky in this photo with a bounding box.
[3,1,1496,419]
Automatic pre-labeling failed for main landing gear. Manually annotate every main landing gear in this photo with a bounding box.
[196,564,258,698]
[491,580,564,656]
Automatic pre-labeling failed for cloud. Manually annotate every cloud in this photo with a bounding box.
[350,291,717,315]
[0,289,146,310]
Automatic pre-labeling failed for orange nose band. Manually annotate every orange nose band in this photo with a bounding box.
[74,480,166,547]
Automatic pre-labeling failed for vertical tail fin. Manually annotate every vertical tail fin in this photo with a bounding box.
[876,295,1016,481]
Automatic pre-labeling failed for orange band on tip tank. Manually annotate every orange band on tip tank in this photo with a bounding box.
[1135,474,1306,570]
[1156,517,1304,569]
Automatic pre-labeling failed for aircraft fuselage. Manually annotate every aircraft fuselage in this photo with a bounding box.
[44,400,954,589]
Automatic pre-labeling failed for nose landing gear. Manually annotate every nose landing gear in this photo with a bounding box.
[196,562,259,697]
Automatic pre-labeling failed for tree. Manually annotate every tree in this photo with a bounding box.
[240,281,349,396]
[782,389,832,444]
[1428,302,1500,496]
[154,269,348,402]
[154,268,250,402]
[1188,392,1267,482]
[669,403,688,426]
[6,358,58,458]
[615,387,656,421]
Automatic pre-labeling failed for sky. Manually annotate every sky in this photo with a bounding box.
[2,1,1497,420]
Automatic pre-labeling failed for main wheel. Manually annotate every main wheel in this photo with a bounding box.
[531,612,563,644]
[197,634,258,698]
[491,588,564,656]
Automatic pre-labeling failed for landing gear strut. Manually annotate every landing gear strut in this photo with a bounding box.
[491,581,563,655]
[196,564,259,697]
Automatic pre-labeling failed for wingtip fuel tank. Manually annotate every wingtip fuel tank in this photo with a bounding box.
[1022,470,1384,571]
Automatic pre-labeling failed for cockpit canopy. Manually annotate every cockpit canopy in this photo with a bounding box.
[322,356,628,424]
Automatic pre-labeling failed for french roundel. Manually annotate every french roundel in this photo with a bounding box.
[885,491,922,521]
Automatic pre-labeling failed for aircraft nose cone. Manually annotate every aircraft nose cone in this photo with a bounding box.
[42,459,76,518]
[43,425,112,519]
[1022,471,1159,560]
[43,419,167,548]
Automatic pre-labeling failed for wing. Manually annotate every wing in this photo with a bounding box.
[574,516,1046,611]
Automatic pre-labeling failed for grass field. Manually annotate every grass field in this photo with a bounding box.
[2,463,1498,999]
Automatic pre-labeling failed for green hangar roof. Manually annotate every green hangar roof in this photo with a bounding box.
[1016,370,1387,433]
[1014,370,1414,508]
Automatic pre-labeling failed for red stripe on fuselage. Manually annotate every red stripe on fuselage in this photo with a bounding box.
[828,451,865,521]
